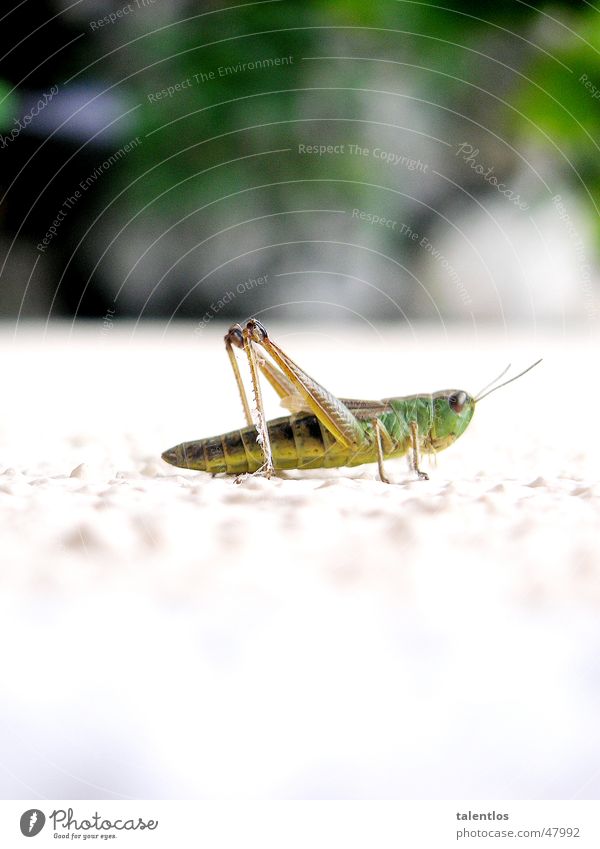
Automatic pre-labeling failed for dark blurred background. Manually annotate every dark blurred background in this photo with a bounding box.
[1,0,598,324]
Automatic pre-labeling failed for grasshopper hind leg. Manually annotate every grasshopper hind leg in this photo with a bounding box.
[224,322,275,481]
[226,318,370,484]
[241,321,275,479]
[224,324,253,427]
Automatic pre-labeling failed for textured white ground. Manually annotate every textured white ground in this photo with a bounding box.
[0,322,599,800]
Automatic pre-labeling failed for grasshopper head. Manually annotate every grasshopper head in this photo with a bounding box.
[430,390,476,449]
[428,359,543,451]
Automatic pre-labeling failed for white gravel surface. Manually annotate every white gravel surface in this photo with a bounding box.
[0,322,598,800]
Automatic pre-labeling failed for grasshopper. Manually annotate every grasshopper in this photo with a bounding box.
[161,319,541,483]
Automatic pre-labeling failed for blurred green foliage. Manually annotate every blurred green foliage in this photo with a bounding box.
[61,0,599,317]
[81,0,593,218]
[0,80,17,131]
[513,5,600,229]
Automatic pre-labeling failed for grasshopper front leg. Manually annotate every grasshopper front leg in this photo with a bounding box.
[409,420,429,481]
[372,418,395,485]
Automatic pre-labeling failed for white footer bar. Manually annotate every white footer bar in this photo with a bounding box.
[0,800,598,848]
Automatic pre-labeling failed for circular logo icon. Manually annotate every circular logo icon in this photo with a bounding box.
[19,810,46,837]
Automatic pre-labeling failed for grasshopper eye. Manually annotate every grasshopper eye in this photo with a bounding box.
[448,391,467,413]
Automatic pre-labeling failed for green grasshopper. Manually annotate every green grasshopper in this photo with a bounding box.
[162,319,541,483]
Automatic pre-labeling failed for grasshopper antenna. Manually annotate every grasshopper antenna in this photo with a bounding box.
[475,359,543,402]
[474,363,511,401]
